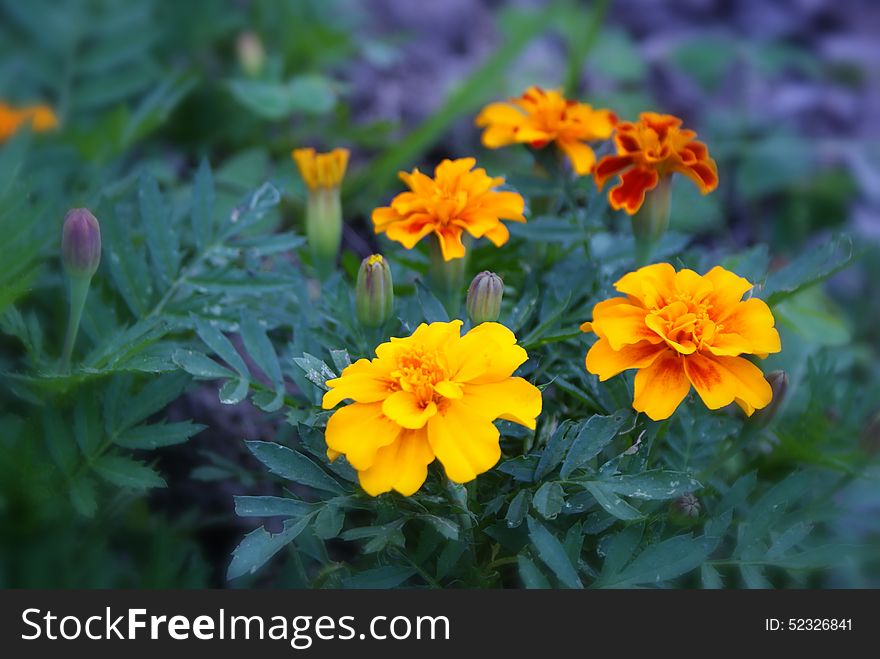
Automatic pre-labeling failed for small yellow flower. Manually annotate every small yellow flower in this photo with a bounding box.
[292,147,349,190]
[372,157,525,261]
[0,102,58,143]
[475,86,617,175]
[322,320,542,496]
[594,112,718,215]
[581,263,781,421]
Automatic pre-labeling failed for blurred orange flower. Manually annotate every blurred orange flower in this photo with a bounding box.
[372,157,525,261]
[0,103,58,143]
[581,263,781,421]
[594,112,717,214]
[475,86,616,175]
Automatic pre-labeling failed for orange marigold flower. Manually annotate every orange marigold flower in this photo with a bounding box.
[581,263,781,421]
[372,157,525,261]
[0,102,58,143]
[475,86,616,175]
[322,320,542,496]
[291,147,349,190]
[594,112,718,214]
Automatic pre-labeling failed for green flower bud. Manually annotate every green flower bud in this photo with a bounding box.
[62,208,101,279]
[466,271,503,324]
[751,370,788,428]
[236,31,265,77]
[631,175,671,266]
[356,254,393,328]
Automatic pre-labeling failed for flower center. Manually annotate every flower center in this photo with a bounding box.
[392,346,448,405]
[651,293,719,351]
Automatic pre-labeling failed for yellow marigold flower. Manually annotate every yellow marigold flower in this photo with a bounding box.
[581,263,781,421]
[371,157,525,261]
[475,86,617,175]
[594,112,718,214]
[291,147,349,190]
[0,102,58,143]
[322,320,542,496]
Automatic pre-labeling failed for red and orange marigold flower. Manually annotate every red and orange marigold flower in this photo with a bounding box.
[0,102,58,143]
[594,112,718,214]
[322,320,542,496]
[581,263,781,421]
[372,157,525,261]
[476,86,617,175]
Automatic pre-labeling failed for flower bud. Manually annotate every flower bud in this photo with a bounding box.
[356,254,393,328]
[62,208,101,279]
[292,147,348,277]
[673,492,701,518]
[860,411,880,456]
[236,31,265,78]
[466,271,503,324]
[631,175,671,265]
[751,370,788,428]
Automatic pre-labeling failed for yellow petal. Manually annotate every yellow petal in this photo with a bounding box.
[427,401,501,483]
[580,321,593,333]
[614,263,676,308]
[461,377,542,430]
[434,380,463,399]
[322,359,394,408]
[381,390,438,429]
[558,139,597,175]
[711,355,773,412]
[585,338,666,381]
[324,402,402,470]
[682,352,737,410]
[592,301,660,350]
[703,265,753,311]
[357,429,435,496]
[632,351,691,421]
[449,322,528,384]
[714,298,781,356]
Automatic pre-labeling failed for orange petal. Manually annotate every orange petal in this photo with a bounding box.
[682,352,737,410]
[591,301,661,350]
[632,351,691,420]
[357,428,435,496]
[382,391,438,429]
[585,338,667,381]
[594,154,634,190]
[713,298,781,356]
[558,139,597,176]
[608,166,660,214]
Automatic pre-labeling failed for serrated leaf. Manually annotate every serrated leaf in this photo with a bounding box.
[92,455,166,489]
[600,470,702,501]
[240,314,283,387]
[533,482,565,519]
[506,490,531,528]
[314,504,345,540]
[560,412,629,479]
[194,318,250,378]
[234,496,315,518]
[191,158,214,250]
[597,535,709,588]
[139,171,179,287]
[114,421,205,449]
[329,349,351,374]
[292,353,336,391]
[517,554,551,589]
[527,517,583,589]
[764,234,854,305]
[172,348,235,379]
[69,476,98,518]
[584,482,643,521]
[534,420,574,481]
[245,441,343,494]
[342,567,416,589]
[227,516,311,580]
[419,514,459,540]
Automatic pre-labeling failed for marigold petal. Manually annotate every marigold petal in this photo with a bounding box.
[710,355,773,413]
[357,429,434,496]
[580,321,593,333]
[591,302,660,350]
[460,377,542,430]
[594,154,634,189]
[632,351,691,420]
[383,214,436,248]
[674,157,718,194]
[382,390,438,429]
[481,221,510,247]
[585,338,666,381]
[324,402,402,470]
[608,166,660,214]
[703,265,753,311]
[436,227,466,260]
[322,366,394,408]
[713,298,781,356]
[614,263,677,307]
[558,139,597,175]
[427,402,501,483]
[682,352,737,410]
[434,380,463,399]
[449,322,527,384]
[475,102,526,128]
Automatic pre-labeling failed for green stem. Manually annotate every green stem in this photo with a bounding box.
[428,235,468,317]
[60,276,92,372]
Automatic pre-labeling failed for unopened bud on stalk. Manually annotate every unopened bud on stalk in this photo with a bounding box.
[292,147,348,277]
[631,175,672,266]
[62,208,101,279]
[236,31,265,77]
[355,254,393,328]
[674,492,701,518]
[466,271,503,324]
[751,370,788,428]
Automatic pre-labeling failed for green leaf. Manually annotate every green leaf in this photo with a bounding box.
[584,482,643,521]
[527,517,583,589]
[597,535,710,588]
[517,554,551,589]
[505,490,531,528]
[227,516,312,580]
[701,563,723,589]
[416,279,449,323]
[533,482,565,520]
[114,421,205,449]
[314,504,345,540]
[601,470,702,501]
[240,314,283,387]
[226,75,337,120]
[560,412,629,478]
[419,515,459,541]
[534,419,574,481]
[234,496,315,518]
[764,234,854,305]
[69,476,98,518]
[191,158,215,250]
[245,441,343,495]
[139,171,179,288]
[194,319,250,378]
[173,348,235,379]
[292,353,336,391]
[92,455,166,489]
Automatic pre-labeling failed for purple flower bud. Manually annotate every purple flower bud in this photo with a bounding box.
[62,208,101,279]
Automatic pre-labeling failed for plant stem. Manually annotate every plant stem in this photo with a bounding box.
[428,235,468,317]
[60,276,91,372]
